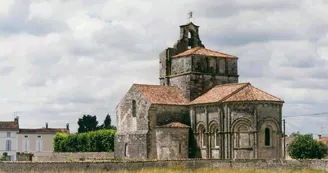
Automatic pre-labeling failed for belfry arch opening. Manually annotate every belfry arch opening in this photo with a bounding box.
[188,31,192,49]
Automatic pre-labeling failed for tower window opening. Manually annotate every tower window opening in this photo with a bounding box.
[265,128,271,146]
[179,142,182,154]
[132,100,136,117]
[188,31,192,49]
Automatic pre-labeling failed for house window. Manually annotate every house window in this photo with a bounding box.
[23,139,29,152]
[132,100,136,117]
[36,139,42,152]
[5,140,11,151]
[7,132,11,137]
[265,128,271,146]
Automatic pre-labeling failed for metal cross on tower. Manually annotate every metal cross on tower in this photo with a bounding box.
[188,11,193,21]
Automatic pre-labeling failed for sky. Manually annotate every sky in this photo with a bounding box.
[0,0,327,134]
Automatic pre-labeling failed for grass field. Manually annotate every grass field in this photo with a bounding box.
[44,168,327,173]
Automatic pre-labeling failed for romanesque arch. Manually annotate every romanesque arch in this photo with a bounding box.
[196,122,206,149]
[258,117,281,158]
[209,121,219,149]
[259,118,280,147]
[232,119,253,148]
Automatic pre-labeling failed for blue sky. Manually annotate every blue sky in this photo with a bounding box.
[0,0,327,134]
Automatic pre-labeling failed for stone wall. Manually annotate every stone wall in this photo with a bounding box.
[191,102,282,160]
[155,128,189,159]
[1,159,328,173]
[32,152,113,162]
[115,85,151,159]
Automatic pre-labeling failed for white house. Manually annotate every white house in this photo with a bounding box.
[0,117,19,161]
[0,117,70,161]
[17,123,70,157]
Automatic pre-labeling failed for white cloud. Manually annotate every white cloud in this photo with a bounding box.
[0,0,327,134]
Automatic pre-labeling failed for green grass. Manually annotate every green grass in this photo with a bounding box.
[28,168,328,173]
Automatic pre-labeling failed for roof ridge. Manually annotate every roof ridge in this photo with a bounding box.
[214,82,249,88]
[220,83,250,102]
[204,48,237,57]
[133,83,177,88]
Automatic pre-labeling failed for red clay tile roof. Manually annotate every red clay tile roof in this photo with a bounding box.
[134,84,188,105]
[191,83,283,104]
[317,137,328,145]
[157,122,190,128]
[0,121,19,130]
[224,84,283,102]
[190,83,248,104]
[19,128,69,134]
[172,47,237,59]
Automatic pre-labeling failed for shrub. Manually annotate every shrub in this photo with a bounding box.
[54,129,116,152]
[288,133,328,159]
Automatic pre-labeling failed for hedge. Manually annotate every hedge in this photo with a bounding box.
[54,129,116,152]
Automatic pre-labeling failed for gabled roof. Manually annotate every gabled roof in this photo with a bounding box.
[172,47,237,59]
[191,83,283,105]
[19,128,69,134]
[0,121,19,131]
[133,84,188,105]
[157,122,190,128]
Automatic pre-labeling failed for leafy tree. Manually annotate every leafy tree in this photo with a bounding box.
[288,134,328,159]
[78,114,99,133]
[103,114,112,129]
[99,114,117,130]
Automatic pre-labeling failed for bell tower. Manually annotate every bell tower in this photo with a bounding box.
[173,22,205,54]
[159,22,239,101]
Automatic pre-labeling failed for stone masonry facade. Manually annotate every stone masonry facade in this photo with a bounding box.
[115,22,284,160]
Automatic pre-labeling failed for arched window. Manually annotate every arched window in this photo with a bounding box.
[210,123,219,148]
[198,124,206,148]
[132,100,136,117]
[124,143,128,157]
[265,128,270,146]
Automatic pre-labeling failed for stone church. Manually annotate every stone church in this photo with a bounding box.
[115,22,284,160]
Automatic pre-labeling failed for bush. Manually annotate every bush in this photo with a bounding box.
[54,129,116,152]
[288,134,328,159]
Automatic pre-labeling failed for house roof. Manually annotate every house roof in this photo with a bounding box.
[172,47,237,59]
[0,121,19,130]
[19,128,69,134]
[133,84,189,105]
[191,83,283,104]
[317,137,328,145]
[157,122,190,128]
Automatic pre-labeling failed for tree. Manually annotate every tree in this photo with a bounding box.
[99,114,117,130]
[77,115,99,133]
[288,133,328,159]
[102,114,112,129]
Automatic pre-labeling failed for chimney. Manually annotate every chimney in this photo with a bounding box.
[66,123,69,130]
[14,116,19,124]
[45,122,48,129]
[318,135,322,139]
